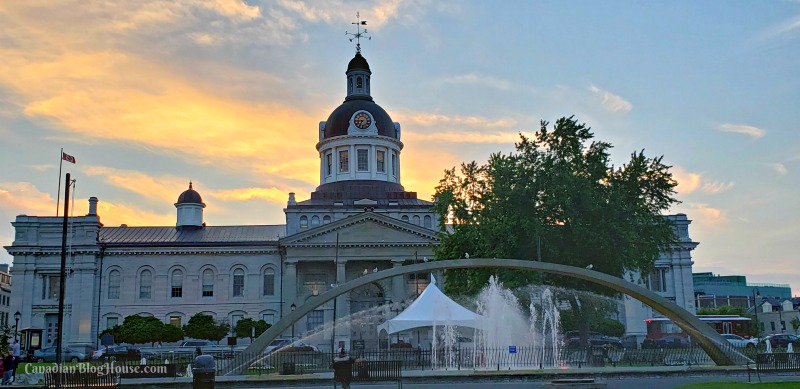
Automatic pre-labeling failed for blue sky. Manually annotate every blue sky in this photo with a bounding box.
[1,1,798,294]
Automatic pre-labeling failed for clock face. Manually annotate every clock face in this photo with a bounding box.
[354,112,371,129]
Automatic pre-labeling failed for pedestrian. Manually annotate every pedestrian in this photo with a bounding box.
[195,347,202,357]
[9,340,19,381]
[1,350,14,385]
[331,348,356,389]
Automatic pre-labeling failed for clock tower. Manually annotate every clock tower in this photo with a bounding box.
[283,47,438,235]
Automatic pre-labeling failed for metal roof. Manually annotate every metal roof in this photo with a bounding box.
[99,225,285,245]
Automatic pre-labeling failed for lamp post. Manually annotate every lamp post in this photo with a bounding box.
[388,301,406,346]
[290,303,296,340]
[752,288,761,337]
[14,311,21,342]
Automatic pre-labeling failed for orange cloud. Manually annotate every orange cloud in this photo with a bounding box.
[672,166,734,195]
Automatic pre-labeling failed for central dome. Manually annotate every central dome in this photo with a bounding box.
[322,100,396,139]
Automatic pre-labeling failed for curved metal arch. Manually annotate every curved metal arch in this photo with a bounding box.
[223,259,748,375]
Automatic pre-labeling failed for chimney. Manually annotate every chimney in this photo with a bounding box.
[288,192,297,206]
[88,197,98,215]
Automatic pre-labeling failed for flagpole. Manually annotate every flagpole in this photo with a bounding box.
[56,148,63,217]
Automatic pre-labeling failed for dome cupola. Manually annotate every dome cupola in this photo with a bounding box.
[175,181,205,230]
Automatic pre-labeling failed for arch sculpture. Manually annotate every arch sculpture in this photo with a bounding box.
[222,259,749,375]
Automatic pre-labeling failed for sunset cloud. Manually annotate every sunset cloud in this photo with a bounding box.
[672,166,734,195]
[768,162,788,175]
[435,73,513,91]
[396,111,518,129]
[588,84,632,113]
[718,123,765,139]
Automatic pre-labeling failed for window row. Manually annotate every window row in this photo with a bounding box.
[299,214,434,229]
[106,268,276,300]
[325,148,397,176]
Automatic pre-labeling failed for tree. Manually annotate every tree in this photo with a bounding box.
[183,313,230,343]
[233,318,270,340]
[433,116,679,347]
[790,317,800,335]
[114,315,185,345]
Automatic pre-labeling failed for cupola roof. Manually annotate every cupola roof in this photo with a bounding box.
[176,182,203,204]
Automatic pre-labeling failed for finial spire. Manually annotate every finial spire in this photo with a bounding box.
[346,12,371,53]
[189,181,193,190]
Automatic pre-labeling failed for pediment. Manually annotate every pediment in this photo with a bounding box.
[281,212,438,247]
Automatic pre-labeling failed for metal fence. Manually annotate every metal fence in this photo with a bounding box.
[211,345,769,376]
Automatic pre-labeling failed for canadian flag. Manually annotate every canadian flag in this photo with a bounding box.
[62,152,76,164]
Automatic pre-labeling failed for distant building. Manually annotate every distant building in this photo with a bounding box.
[621,214,699,343]
[693,272,791,310]
[0,264,11,327]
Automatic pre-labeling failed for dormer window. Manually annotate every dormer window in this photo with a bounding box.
[357,149,368,171]
[339,150,349,173]
[377,151,385,172]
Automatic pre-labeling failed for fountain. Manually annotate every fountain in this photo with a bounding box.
[431,276,563,370]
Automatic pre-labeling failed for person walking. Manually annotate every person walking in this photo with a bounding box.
[1,350,15,385]
[9,340,19,381]
[331,348,356,389]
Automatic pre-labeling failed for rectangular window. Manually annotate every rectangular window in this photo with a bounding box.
[106,317,118,329]
[339,150,349,173]
[263,271,275,296]
[169,316,181,328]
[649,268,667,293]
[202,284,213,297]
[391,153,397,176]
[48,276,61,300]
[357,149,368,171]
[233,270,245,297]
[307,310,324,333]
[171,286,182,298]
[376,150,385,172]
[263,313,275,325]
[326,153,332,176]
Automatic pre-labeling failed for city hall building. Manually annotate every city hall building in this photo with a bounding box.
[5,49,696,352]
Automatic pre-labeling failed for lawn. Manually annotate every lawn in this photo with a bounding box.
[676,382,800,388]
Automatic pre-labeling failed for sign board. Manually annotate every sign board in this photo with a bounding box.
[508,345,517,354]
[101,334,114,346]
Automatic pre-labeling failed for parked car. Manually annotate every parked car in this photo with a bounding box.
[762,334,800,349]
[91,345,142,361]
[643,335,692,348]
[565,331,623,348]
[263,338,320,354]
[180,340,215,348]
[34,347,87,363]
[720,333,758,348]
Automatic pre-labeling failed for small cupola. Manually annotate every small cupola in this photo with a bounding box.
[175,181,205,230]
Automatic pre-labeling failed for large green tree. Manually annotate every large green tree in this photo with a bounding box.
[183,313,230,342]
[433,116,679,346]
[233,318,270,340]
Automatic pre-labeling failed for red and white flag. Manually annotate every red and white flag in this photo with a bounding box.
[62,152,76,164]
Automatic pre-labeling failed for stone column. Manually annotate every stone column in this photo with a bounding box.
[283,260,298,316]
[391,260,405,303]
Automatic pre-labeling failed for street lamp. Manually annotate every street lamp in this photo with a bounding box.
[752,288,761,337]
[290,303,296,340]
[14,311,21,341]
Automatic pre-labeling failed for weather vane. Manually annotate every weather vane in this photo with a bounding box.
[346,12,370,53]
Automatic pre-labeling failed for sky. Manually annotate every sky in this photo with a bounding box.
[1,1,798,294]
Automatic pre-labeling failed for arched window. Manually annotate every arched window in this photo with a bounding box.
[323,215,332,224]
[233,268,245,297]
[300,216,308,229]
[139,269,152,299]
[412,215,420,225]
[357,76,363,89]
[311,215,320,227]
[108,270,120,299]
[263,268,275,296]
[424,215,432,228]
[171,269,183,298]
[401,215,409,222]
[202,269,214,297]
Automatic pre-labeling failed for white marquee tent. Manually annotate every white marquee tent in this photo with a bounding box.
[376,276,484,335]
